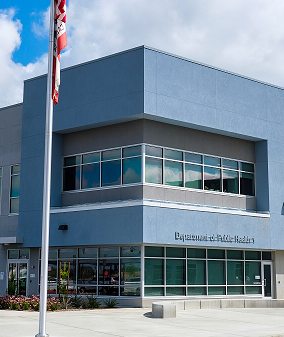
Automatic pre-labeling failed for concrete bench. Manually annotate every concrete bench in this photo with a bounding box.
[152,302,176,318]
[151,299,284,318]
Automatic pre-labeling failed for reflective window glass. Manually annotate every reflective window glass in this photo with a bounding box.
[164,148,183,161]
[145,246,164,257]
[245,286,262,294]
[98,259,119,285]
[227,261,244,285]
[123,145,142,158]
[47,261,57,294]
[204,156,221,167]
[99,247,119,257]
[185,164,202,189]
[208,261,225,285]
[144,287,164,296]
[166,260,185,285]
[166,287,185,296]
[8,250,18,259]
[208,249,225,259]
[59,248,77,259]
[187,248,206,259]
[64,156,80,166]
[187,287,206,295]
[121,246,141,257]
[81,163,100,189]
[63,166,80,191]
[227,286,244,295]
[262,251,272,260]
[240,172,254,196]
[184,152,202,164]
[204,167,221,191]
[245,261,261,285]
[187,260,206,285]
[223,169,239,194]
[120,258,141,285]
[123,157,141,184]
[101,160,121,186]
[58,261,76,288]
[245,251,261,260]
[222,159,238,170]
[208,286,225,295]
[11,165,21,174]
[11,175,20,197]
[10,198,19,214]
[227,250,243,260]
[145,145,162,157]
[98,286,119,296]
[78,247,97,258]
[166,247,185,258]
[145,258,164,285]
[77,260,97,285]
[19,249,29,259]
[48,249,58,260]
[164,160,183,187]
[121,286,140,296]
[82,152,100,164]
[241,162,254,172]
[102,149,121,161]
[145,157,162,184]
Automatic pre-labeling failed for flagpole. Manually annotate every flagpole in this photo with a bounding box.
[36,0,54,336]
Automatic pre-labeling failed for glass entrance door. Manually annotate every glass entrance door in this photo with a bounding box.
[8,262,28,295]
[262,262,272,297]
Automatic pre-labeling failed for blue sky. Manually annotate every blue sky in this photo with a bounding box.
[1,0,284,108]
[3,0,50,65]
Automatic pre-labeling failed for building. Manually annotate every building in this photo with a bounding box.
[0,46,284,307]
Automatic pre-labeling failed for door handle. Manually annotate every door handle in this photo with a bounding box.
[263,279,266,287]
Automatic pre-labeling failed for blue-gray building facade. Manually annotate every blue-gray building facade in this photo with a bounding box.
[0,46,284,306]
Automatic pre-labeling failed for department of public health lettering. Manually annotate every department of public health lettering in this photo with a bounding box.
[175,232,255,244]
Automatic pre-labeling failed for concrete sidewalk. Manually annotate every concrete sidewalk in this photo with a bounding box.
[1,307,284,337]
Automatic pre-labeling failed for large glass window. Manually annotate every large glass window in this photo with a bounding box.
[164,160,183,187]
[10,164,20,213]
[185,164,202,189]
[204,167,221,191]
[145,157,162,184]
[63,144,255,197]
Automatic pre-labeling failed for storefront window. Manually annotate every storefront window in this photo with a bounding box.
[145,259,164,285]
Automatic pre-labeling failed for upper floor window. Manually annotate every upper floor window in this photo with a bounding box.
[10,164,20,214]
[63,144,255,197]
[63,145,142,191]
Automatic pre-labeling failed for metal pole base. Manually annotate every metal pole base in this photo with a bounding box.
[35,334,49,337]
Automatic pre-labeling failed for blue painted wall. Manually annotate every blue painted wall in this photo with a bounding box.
[18,46,284,250]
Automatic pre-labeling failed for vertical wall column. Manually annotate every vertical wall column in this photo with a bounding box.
[274,250,284,299]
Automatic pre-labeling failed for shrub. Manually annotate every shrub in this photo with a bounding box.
[69,295,82,309]
[86,295,100,309]
[104,298,117,308]
[0,295,60,311]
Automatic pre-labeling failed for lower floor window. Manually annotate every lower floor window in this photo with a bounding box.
[40,246,271,297]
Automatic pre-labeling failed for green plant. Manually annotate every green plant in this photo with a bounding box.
[86,295,100,309]
[7,274,17,295]
[69,295,82,308]
[104,298,117,308]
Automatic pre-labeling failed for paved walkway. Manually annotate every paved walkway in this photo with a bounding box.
[1,307,284,337]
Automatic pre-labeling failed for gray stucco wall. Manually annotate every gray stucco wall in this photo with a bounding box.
[0,104,22,238]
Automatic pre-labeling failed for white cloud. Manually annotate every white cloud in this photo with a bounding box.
[0,9,47,108]
[2,0,284,108]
